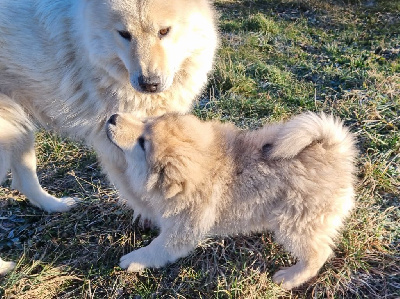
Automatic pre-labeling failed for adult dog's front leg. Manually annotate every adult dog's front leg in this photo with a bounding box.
[0,95,76,213]
[11,136,76,212]
[119,230,197,272]
[0,257,16,275]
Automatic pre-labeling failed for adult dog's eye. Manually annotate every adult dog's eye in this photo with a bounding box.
[138,136,145,151]
[159,27,170,37]
[118,30,132,41]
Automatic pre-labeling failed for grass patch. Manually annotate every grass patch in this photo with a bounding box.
[1,0,399,297]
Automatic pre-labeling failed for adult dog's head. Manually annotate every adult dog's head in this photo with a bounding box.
[78,0,218,94]
[106,113,218,210]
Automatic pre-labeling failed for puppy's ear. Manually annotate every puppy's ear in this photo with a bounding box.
[160,161,185,199]
[163,177,183,199]
[146,116,217,202]
[147,160,185,199]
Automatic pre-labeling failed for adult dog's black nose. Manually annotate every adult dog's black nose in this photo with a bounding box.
[138,75,161,93]
[108,114,119,125]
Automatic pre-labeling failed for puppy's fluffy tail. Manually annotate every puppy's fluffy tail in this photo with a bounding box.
[269,112,356,159]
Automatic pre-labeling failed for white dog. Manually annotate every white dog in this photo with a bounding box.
[0,0,218,274]
[106,112,357,290]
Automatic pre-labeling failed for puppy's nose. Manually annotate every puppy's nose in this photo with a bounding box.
[138,75,161,93]
[108,114,119,125]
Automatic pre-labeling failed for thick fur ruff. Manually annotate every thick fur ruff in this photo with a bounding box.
[0,0,217,274]
[106,112,357,290]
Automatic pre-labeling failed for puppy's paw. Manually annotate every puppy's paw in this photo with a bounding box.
[273,264,310,290]
[273,268,293,290]
[0,259,16,275]
[119,251,145,272]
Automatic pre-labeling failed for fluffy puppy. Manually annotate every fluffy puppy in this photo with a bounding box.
[106,112,357,290]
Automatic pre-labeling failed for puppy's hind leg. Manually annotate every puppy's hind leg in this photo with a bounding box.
[0,96,76,213]
[272,190,354,290]
[273,216,341,290]
[273,241,332,290]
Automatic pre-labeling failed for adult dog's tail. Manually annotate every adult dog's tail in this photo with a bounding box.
[269,112,356,159]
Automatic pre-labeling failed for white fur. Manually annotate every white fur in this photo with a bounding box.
[0,0,217,275]
[0,257,15,276]
[106,112,357,290]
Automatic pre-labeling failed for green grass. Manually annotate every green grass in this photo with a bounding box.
[1,0,399,297]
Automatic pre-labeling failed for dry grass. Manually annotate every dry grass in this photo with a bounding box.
[1,0,399,298]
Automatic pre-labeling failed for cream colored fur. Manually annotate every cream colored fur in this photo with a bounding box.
[0,0,217,274]
[106,112,357,290]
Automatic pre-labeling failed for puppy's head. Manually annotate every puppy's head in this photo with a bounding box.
[106,113,146,151]
[106,113,215,201]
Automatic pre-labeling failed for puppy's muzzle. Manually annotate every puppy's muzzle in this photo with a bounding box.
[108,113,119,126]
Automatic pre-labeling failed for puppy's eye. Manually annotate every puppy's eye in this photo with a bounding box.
[118,30,132,41]
[159,27,170,37]
[138,136,145,151]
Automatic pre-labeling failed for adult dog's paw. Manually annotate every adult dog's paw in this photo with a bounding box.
[0,259,16,275]
[40,196,78,213]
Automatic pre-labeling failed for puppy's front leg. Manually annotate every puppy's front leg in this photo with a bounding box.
[119,230,197,272]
